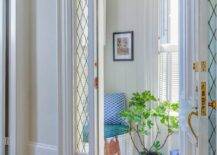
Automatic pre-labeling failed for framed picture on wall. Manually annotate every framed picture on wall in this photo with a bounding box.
[113,31,134,61]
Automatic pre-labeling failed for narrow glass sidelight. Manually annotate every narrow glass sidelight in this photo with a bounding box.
[207,0,217,154]
[74,0,89,153]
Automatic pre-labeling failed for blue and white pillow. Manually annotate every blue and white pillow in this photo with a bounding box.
[104,93,127,125]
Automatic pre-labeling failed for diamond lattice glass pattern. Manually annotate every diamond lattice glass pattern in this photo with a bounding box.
[208,0,216,154]
[75,0,89,153]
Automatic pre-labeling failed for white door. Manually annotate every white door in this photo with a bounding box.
[0,0,6,154]
[73,0,105,154]
[179,0,209,155]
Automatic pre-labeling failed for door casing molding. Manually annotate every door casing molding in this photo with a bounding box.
[8,0,31,154]
[57,0,74,154]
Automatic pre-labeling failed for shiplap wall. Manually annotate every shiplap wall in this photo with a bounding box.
[105,0,158,97]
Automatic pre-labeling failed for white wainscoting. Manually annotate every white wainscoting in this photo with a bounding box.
[118,134,135,155]
[78,134,135,155]
[27,132,177,155]
[28,142,58,155]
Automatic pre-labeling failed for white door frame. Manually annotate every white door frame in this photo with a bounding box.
[8,0,31,154]
[57,0,74,154]
[8,0,18,154]
[1,0,19,154]
[88,0,103,154]
[58,0,105,155]
[179,0,208,154]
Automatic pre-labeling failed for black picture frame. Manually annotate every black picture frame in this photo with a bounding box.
[113,31,134,61]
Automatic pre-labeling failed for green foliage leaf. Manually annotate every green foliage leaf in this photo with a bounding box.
[153,140,161,151]
[120,91,180,152]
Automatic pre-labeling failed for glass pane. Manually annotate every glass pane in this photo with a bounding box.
[208,0,217,154]
[74,0,89,153]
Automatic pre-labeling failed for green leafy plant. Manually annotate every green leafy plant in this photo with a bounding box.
[120,91,179,155]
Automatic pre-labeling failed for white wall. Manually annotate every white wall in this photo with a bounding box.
[29,0,58,154]
[105,0,158,97]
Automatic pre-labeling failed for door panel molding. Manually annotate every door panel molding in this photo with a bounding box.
[57,0,74,155]
[28,142,58,155]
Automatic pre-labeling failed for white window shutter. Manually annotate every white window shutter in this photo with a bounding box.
[170,51,179,101]
[158,51,167,101]
[158,44,179,102]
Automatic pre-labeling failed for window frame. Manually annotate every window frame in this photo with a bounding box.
[158,0,179,102]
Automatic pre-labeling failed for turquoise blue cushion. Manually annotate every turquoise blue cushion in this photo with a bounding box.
[83,124,129,142]
[104,124,129,138]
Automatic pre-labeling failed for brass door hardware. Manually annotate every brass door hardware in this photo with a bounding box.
[209,101,217,109]
[200,81,207,116]
[193,61,207,72]
[188,111,198,141]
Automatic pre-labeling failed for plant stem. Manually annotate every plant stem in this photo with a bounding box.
[158,109,172,149]
[159,133,172,149]
[136,126,148,152]
[129,131,140,153]
[149,117,160,151]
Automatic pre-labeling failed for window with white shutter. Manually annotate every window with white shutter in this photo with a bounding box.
[158,0,179,102]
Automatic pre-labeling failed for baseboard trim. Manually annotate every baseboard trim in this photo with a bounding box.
[28,141,58,155]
